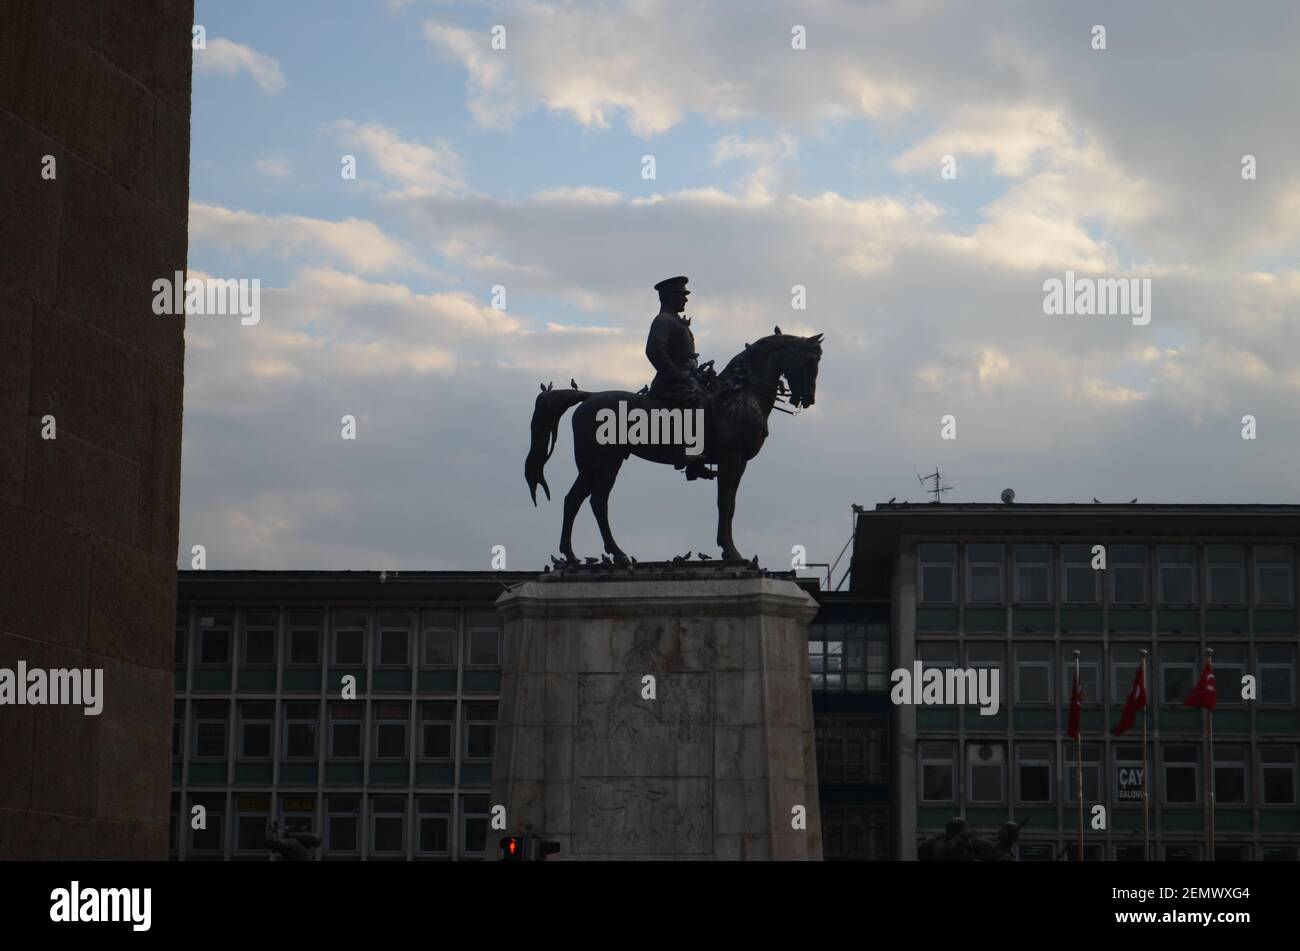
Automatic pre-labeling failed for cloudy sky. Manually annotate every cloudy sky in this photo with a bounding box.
[182,0,1300,578]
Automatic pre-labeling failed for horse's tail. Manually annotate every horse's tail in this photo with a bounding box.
[525,388,590,505]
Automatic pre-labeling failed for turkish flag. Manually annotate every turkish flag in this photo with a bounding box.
[1113,666,1147,736]
[1183,661,1217,710]
[1067,672,1083,740]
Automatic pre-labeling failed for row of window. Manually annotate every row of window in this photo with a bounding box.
[177,608,501,670]
[808,623,888,692]
[173,793,496,859]
[919,741,1299,807]
[814,716,889,783]
[916,642,1296,707]
[918,544,1296,607]
[821,805,890,860]
[1009,842,1298,861]
[176,700,497,762]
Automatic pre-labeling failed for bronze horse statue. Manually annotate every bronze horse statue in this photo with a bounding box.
[525,329,823,563]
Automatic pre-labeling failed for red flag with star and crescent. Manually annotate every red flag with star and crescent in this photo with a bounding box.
[1113,666,1146,736]
[1183,661,1217,710]
[1067,672,1083,741]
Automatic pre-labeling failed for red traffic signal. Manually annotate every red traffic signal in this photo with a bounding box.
[499,836,525,861]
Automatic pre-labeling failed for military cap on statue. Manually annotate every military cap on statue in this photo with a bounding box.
[654,276,690,294]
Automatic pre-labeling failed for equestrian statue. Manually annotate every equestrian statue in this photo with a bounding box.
[524,276,823,564]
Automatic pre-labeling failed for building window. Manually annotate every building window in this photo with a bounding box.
[1014,545,1052,604]
[1062,646,1100,705]
[1215,843,1251,861]
[1016,743,1052,804]
[1258,645,1296,705]
[172,700,185,760]
[810,623,877,693]
[370,796,406,856]
[333,610,367,667]
[326,795,360,856]
[1115,844,1146,861]
[966,643,1004,702]
[235,793,270,854]
[966,544,1005,604]
[1162,745,1199,805]
[373,702,409,759]
[466,611,501,667]
[198,612,232,665]
[170,792,180,857]
[1158,644,1198,705]
[1261,746,1297,805]
[175,616,188,668]
[377,609,411,667]
[1062,544,1100,605]
[283,702,318,759]
[287,609,322,666]
[1157,545,1198,605]
[1263,844,1300,861]
[463,702,497,760]
[1215,746,1247,805]
[1111,646,1152,709]
[422,609,458,667]
[918,543,956,604]
[1018,843,1055,861]
[1207,545,1245,605]
[1064,743,1102,804]
[280,795,316,836]
[238,701,273,759]
[815,715,887,783]
[822,805,888,861]
[866,623,888,691]
[420,702,455,760]
[919,742,955,803]
[967,742,1005,803]
[241,609,277,667]
[417,795,452,856]
[188,795,225,855]
[461,795,490,857]
[1014,644,1052,705]
[1114,745,1147,806]
[193,701,228,759]
[1111,545,1148,605]
[328,702,362,759]
[1211,645,1246,706]
[1255,546,1294,605]
[1165,844,1201,861]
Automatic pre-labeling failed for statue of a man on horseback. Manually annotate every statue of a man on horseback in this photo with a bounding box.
[524,276,823,564]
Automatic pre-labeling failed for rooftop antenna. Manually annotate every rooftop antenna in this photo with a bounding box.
[914,466,953,504]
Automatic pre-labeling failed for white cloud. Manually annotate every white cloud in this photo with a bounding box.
[195,38,286,95]
[329,120,467,196]
[189,202,421,275]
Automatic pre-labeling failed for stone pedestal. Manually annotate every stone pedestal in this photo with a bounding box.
[490,570,823,860]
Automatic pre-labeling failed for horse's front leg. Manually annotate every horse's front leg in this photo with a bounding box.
[715,454,747,561]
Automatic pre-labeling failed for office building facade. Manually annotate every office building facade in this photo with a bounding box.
[851,503,1300,861]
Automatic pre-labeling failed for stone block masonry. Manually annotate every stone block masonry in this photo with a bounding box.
[0,0,192,859]
[491,571,823,860]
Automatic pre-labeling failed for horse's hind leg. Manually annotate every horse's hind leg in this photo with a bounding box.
[589,462,627,562]
[560,469,593,562]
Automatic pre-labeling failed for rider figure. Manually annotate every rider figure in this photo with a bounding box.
[646,276,712,480]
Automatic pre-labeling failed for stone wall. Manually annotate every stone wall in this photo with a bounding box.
[0,0,192,858]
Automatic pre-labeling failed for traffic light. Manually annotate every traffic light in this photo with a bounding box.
[498,834,561,861]
[499,836,525,861]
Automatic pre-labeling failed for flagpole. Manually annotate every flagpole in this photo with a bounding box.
[1207,647,1215,862]
[1140,649,1149,861]
[1075,649,1083,862]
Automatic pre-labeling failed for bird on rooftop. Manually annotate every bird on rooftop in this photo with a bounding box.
[1093,498,1101,503]
[570,378,578,389]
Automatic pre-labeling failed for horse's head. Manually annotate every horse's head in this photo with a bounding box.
[781,332,824,409]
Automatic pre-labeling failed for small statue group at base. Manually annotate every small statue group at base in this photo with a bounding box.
[917,816,1028,861]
